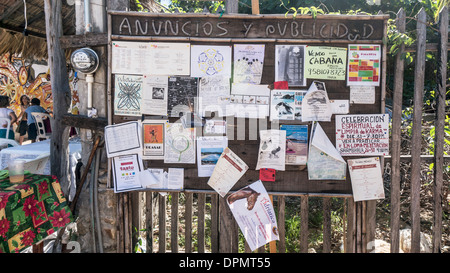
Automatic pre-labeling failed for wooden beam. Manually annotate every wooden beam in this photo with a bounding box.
[60,33,108,49]
[44,0,72,197]
[61,113,108,130]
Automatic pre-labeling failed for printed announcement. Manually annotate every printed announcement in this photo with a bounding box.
[335,114,389,156]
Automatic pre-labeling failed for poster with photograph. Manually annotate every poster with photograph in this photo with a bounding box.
[164,123,196,164]
[304,46,347,80]
[275,45,306,86]
[191,45,232,78]
[280,125,308,165]
[142,75,168,116]
[105,121,142,158]
[111,41,152,75]
[148,42,190,75]
[142,120,167,160]
[230,83,270,118]
[227,180,279,252]
[196,136,228,177]
[294,90,307,121]
[198,75,230,117]
[167,76,198,118]
[114,74,143,116]
[233,44,265,84]
[347,44,381,86]
[308,122,346,180]
[302,81,332,122]
[335,114,389,156]
[207,147,248,197]
[348,157,385,202]
[112,154,144,193]
[270,90,296,121]
[256,129,286,171]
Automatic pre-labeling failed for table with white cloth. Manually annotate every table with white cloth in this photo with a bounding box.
[0,138,82,201]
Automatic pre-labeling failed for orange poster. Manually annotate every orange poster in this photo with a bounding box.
[142,120,167,160]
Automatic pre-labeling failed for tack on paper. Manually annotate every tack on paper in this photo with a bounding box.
[256,129,286,171]
[307,122,346,180]
[350,86,376,104]
[230,83,270,118]
[347,44,381,86]
[142,120,167,160]
[198,75,230,118]
[148,42,190,76]
[301,81,332,122]
[348,157,385,202]
[207,147,248,197]
[233,44,265,84]
[227,180,279,252]
[164,123,196,164]
[111,41,152,75]
[112,154,144,193]
[335,114,389,156]
[191,45,232,78]
[197,136,228,177]
[105,121,142,158]
[114,74,143,117]
[275,45,306,87]
[142,75,168,116]
[304,46,347,80]
[280,125,308,165]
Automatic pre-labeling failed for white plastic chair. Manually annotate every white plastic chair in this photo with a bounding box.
[0,118,18,149]
[0,117,11,139]
[24,155,50,174]
[31,112,52,141]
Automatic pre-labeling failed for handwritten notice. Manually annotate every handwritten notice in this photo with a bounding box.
[335,114,389,156]
[304,46,347,80]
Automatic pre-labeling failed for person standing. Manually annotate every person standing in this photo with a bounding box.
[0,95,17,140]
[24,98,48,143]
[16,95,30,145]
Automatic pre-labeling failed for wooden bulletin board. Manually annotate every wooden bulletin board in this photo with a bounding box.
[107,11,389,196]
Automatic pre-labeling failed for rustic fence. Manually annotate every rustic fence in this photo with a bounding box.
[113,7,449,253]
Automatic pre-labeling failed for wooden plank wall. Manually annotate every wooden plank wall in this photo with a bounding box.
[107,13,392,253]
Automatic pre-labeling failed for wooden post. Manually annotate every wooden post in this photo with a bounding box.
[410,8,427,253]
[390,8,405,253]
[225,0,238,14]
[43,0,71,197]
[251,0,260,15]
[433,6,448,253]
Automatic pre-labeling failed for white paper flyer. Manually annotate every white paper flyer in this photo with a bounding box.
[207,147,248,197]
[227,180,279,252]
[256,130,286,171]
[112,154,144,193]
[348,157,385,202]
[197,136,228,177]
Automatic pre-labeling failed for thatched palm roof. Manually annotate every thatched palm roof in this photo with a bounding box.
[0,0,75,60]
